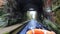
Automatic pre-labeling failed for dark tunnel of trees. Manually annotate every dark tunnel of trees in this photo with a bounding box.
[6,0,44,26]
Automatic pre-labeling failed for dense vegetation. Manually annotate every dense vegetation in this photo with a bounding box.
[0,0,60,34]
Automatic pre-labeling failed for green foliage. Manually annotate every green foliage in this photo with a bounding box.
[3,32,9,34]
[43,19,60,34]
[0,10,10,27]
[55,9,60,24]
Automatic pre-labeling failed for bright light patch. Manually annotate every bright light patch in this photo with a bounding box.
[47,9,51,12]
[29,11,36,19]
[46,7,52,12]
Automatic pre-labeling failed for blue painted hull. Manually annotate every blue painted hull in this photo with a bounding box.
[18,19,48,34]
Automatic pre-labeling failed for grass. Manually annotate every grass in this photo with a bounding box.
[3,32,9,34]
